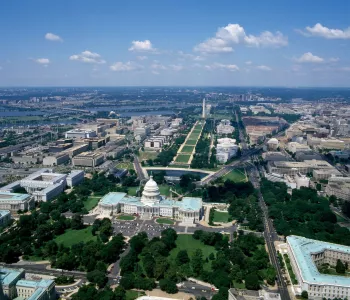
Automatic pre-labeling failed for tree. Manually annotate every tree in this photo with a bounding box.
[336,259,346,274]
[161,228,178,250]
[119,273,135,290]
[176,250,190,266]
[244,273,260,290]
[301,291,308,299]
[72,284,98,300]
[71,214,84,230]
[87,270,108,288]
[191,249,203,276]
[159,278,178,294]
[209,253,215,260]
[114,286,126,300]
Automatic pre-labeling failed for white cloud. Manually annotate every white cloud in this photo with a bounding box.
[69,51,106,64]
[110,61,143,72]
[291,65,302,72]
[178,51,205,61]
[205,63,239,71]
[151,63,167,70]
[129,40,156,52]
[300,23,350,39]
[194,38,233,53]
[295,52,324,63]
[169,64,184,71]
[329,57,340,62]
[194,23,288,53]
[45,32,63,42]
[137,56,148,61]
[256,65,272,71]
[245,61,253,65]
[35,58,50,65]
[152,70,160,75]
[339,67,350,72]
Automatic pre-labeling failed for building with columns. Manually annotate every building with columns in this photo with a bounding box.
[97,176,203,223]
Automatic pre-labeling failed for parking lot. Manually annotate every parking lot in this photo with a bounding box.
[112,218,180,238]
[110,217,236,238]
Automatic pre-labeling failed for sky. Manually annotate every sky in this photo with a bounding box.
[0,0,350,87]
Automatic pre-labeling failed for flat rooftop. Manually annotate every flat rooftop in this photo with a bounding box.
[0,268,24,285]
[0,210,11,217]
[287,235,350,286]
[0,192,31,202]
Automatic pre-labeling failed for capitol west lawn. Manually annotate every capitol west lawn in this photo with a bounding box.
[54,227,96,247]
[170,234,216,271]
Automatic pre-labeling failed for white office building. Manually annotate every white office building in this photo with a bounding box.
[216,119,235,135]
[285,236,350,300]
[65,129,97,139]
[0,192,34,212]
[216,138,239,163]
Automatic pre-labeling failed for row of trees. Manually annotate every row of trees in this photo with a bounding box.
[119,227,275,293]
[261,179,350,245]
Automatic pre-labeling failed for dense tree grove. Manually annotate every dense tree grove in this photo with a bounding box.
[119,228,275,292]
[261,179,350,245]
[203,180,262,231]
[179,174,200,192]
[72,285,126,300]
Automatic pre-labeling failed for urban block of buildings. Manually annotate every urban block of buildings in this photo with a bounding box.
[97,176,203,224]
[284,235,350,299]
[0,169,84,202]
[0,267,56,300]
[267,160,336,177]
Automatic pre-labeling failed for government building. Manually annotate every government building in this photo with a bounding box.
[97,176,203,223]
[285,235,350,300]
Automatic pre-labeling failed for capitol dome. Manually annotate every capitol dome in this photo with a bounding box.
[141,176,161,205]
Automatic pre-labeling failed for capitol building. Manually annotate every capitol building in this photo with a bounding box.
[97,176,203,223]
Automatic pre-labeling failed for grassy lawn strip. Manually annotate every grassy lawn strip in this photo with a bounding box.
[222,169,247,182]
[115,161,134,170]
[181,145,195,153]
[336,214,349,223]
[128,186,139,196]
[170,234,216,271]
[232,280,245,289]
[126,290,145,300]
[55,227,96,248]
[117,215,135,221]
[189,133,200,140]
[175,154,191,163]
[158,184,170,196]
[185,140,197,145]
[84,196,100,211]
[213,210,230,223]
[156,218,174,225]
[283,254,298,284]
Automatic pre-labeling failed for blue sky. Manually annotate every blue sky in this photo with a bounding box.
[0,0,349,87]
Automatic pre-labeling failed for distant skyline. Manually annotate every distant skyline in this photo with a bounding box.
[0,0,350,87]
